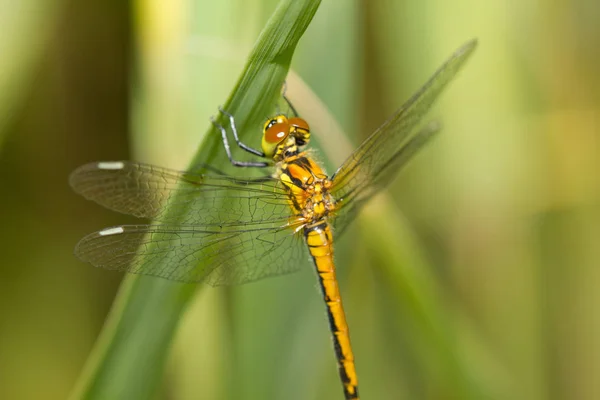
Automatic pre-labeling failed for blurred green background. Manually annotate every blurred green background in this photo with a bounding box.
[1,0,598,399]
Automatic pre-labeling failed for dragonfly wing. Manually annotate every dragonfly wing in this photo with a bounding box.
[69,161,292,226]
[330,40,477,214]
[330,122,440,236]
[75,223,307,285]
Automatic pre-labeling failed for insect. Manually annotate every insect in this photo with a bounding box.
[70,40,477,400]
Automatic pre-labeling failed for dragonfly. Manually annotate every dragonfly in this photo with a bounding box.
[70,40,477,400]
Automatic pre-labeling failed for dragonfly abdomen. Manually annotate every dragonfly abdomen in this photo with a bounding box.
[304,222,359,400]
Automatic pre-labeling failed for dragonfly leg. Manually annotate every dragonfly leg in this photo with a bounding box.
[188,163,273,179]
[217,107,266,157]
[210,113,270,168]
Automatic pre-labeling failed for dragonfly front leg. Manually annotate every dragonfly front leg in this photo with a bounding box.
[210,108,270,168]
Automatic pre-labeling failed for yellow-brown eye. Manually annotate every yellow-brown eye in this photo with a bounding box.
[264,121,290,144]
[262,115,290,158]
[288,117,310,133]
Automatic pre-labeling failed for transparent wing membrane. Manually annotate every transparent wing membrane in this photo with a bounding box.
[330,122,441,236]
[69,161,292,226]
[331,40,477,213]
[75,223,306,285]
[70,161,309,285]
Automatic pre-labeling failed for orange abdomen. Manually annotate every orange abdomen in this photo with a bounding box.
[304,222,359,400]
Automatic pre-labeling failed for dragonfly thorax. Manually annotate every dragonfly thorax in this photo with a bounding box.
[261,115,310,161]
[276,153,336,224]
[301,179,335,222]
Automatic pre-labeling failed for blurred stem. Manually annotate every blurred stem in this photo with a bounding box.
[360,196,486,399]
[0,1,62,146]
[68,0,321,399]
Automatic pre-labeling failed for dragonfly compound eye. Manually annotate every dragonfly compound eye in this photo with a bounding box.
[264,121,290,144]
[288,117,310,146]
[288,117,309,133]
[262,119,290,158]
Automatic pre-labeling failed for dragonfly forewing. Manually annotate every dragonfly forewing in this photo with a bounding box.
[69,161,293,226]
[330,40,477,215]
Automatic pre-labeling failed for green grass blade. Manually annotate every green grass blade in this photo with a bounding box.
[69,1,321,399]
[192,0,323,172]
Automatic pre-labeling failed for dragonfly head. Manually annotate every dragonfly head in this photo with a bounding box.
[262,115,311,160]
